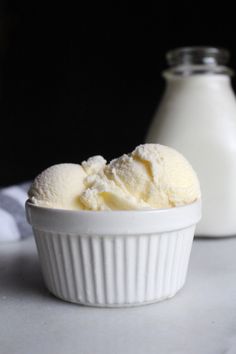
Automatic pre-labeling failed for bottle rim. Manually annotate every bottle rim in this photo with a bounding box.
[166,46,230,67]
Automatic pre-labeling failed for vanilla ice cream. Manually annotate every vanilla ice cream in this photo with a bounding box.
[29,144,201,210]
[82,155,106,175]
[28,163,86,209]
[80,173,149,210]
[104,144,201,209]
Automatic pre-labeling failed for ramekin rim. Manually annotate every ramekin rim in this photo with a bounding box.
[25,198,201,215]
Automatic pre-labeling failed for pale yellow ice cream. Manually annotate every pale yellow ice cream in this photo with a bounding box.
[29,144,201,210]
[80,173,149,211]
[28,163,86,209]
[82,155,106,175]
[105,144,201,209]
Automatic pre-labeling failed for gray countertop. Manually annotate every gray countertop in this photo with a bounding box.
[1,236,236,354]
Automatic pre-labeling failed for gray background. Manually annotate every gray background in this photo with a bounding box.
[1,236,236,354]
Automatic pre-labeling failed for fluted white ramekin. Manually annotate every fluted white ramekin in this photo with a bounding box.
[26,200,201,307]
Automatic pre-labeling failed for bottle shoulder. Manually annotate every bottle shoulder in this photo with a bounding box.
[156,81,236,117]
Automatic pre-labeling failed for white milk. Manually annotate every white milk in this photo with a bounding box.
[146,48,236,236]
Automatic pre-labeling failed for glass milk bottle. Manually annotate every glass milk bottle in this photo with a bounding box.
[146,47,236,237]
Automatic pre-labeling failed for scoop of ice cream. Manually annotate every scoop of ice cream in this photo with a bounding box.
[80,172,149,211]
[104,153,167,208]
[28,163,86,209]
[104,144,201,208]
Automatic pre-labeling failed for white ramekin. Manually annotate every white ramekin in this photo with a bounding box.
[26,200,201,307]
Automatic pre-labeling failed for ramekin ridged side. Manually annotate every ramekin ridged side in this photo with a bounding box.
[26,200,201,307]
[33,227,194,306]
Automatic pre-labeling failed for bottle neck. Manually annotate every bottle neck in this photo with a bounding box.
[163,65,233,79]
[162,72,233,95]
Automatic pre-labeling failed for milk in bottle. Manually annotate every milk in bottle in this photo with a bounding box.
[146,47,236,236]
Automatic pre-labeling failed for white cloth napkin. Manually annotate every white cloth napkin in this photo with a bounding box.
[0,182,32,242]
